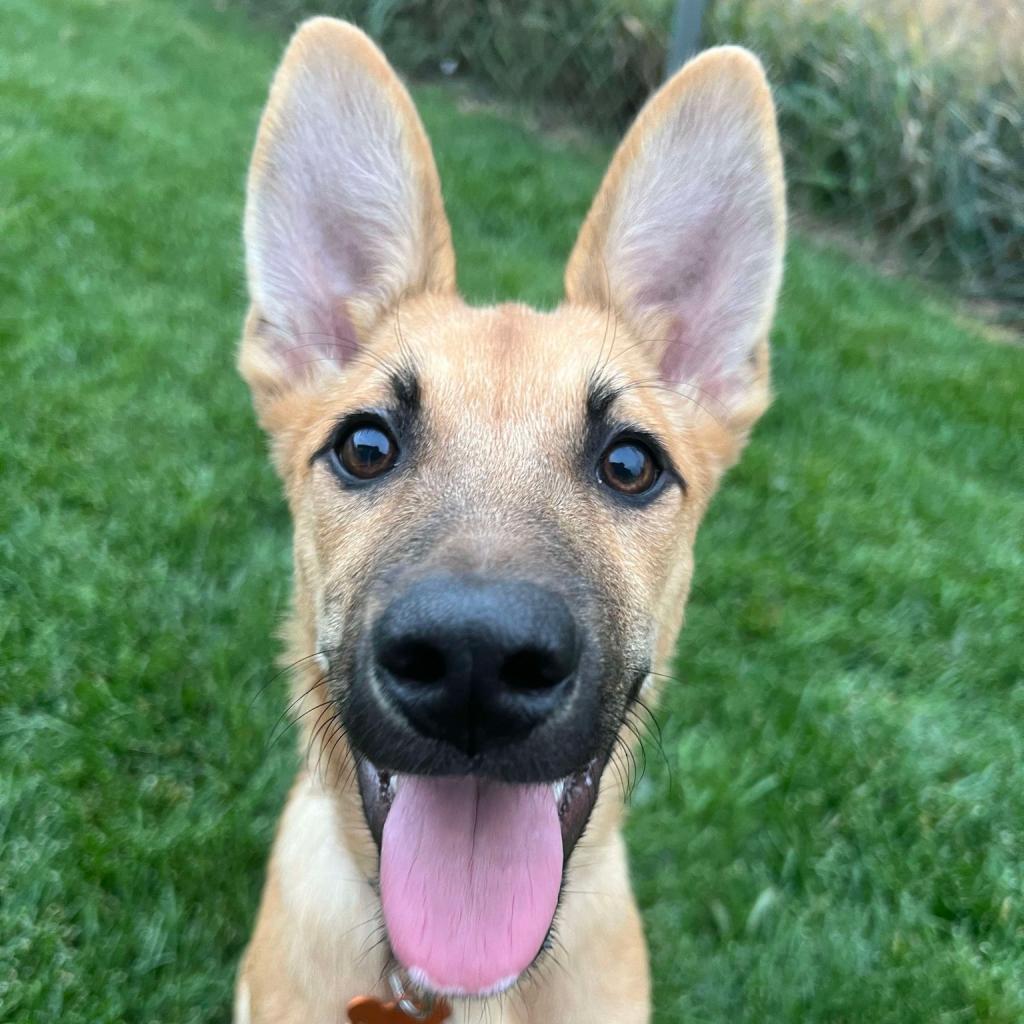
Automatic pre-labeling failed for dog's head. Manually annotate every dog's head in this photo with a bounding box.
[240,18,784,999]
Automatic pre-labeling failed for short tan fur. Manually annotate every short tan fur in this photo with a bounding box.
[235,18,784,1023]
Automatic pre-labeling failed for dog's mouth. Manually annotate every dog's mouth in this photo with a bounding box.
[356,755,604,998]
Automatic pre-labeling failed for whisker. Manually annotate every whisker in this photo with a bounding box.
[618,730,641,798]
[303,702,340,766]
[633,694,673,793]
[321,719,352,789]
[646,668,691,687]
[592,254,618,379]
[266,694,334,753]
[247,649,333,709]
[393,291,415,367]
[263,677,328,749]
[621,716,649,790]
[617,378,728,426]
[255,323,411,382]
[356,927,391,970]
[311,714,344,782]
[608,739,632,801]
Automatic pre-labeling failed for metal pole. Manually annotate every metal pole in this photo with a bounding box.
[666,0,710,76]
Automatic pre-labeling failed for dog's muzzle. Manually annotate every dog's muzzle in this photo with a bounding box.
[339,570,613,998]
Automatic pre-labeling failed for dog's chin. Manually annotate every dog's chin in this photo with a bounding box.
[354,750,608,999]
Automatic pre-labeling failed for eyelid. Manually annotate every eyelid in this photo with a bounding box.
[606,426,672,471]
[310,409,397,466]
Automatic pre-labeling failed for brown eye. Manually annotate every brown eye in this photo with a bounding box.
[334,423,398,481]
[600,439,660,496]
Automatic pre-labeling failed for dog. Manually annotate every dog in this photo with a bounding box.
[233,17,785,1023]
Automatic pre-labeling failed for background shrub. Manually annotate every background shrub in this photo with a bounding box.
[236,0,1024,316]
[709,0,1024,314]
[242,0,668,126]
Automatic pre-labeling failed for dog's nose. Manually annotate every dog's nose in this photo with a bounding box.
[372,574,579,755]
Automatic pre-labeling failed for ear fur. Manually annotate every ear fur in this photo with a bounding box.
[565,46,786,436]
[240,18,455,412]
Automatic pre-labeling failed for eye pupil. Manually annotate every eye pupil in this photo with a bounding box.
[600,440,659,496]
[336,424,397,481]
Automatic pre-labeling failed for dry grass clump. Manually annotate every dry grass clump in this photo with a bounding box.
[237,0,1024,313]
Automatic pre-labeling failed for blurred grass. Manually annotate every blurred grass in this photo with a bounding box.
[1,0,1023,1022]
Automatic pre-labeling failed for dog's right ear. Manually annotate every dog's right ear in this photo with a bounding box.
[240,18,455,419]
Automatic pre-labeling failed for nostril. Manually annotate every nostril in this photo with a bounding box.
[500,647,571,693]
[381,638,446,686]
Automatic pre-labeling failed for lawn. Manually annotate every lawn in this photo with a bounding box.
[1,1,1022,1021]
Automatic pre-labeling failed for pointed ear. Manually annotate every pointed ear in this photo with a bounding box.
[565,47,785,435]
[241,18,455,409]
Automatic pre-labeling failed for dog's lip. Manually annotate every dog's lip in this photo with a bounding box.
[355,754,604,860]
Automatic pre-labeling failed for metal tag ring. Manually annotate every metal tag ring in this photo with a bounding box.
[388,970,435,1021]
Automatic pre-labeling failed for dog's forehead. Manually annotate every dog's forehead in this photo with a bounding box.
[396,299,646,429]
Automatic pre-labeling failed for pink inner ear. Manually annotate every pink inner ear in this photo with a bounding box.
[657,313,708,392]
[264,297,362,378]
[630,193,777,405]
[658,312,745,405]
[649,208,762,402]
[601,83,781,408]
[245,32,437,385]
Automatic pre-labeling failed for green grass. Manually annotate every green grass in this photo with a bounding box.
[1,1,1022,1021]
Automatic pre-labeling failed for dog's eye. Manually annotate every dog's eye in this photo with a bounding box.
[599,439,660,496]
[332,423,398,482]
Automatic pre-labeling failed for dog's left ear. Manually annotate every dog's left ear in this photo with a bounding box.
[241,18,455,416]
[565,47,785,440]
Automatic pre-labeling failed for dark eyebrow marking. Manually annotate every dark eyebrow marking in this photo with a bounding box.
[388,365,421,415]
[586,374,623,422]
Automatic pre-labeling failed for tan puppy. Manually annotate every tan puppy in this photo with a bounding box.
[235,18,784,1024]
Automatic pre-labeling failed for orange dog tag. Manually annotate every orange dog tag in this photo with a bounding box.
[346,995,451,1023]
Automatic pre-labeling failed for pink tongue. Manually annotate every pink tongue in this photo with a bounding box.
[380,775,562,996]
